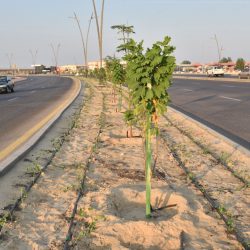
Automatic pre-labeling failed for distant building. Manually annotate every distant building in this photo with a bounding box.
[88,61,106,70]
[0,68,32,75]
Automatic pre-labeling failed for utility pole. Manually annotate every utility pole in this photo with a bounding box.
[50,43,60,74]
[92,0,105,68]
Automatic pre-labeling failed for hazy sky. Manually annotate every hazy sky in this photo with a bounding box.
[0,0,249,68]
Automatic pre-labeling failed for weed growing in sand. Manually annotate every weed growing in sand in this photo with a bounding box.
[20,187,28,204]
[0,215,7,230]
[226,218,235,233]
[218,205,235,233]
[75,208,107,240]
[25,163,42,177]
[219,152,231,165]
[63,183,80,193]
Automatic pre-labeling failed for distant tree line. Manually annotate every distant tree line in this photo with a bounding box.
[179,57,247,71]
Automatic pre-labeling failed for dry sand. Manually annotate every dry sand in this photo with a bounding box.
[0,79,247,250]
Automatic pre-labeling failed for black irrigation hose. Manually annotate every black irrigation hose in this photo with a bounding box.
[0,82,87,233]
[163,114,249,187]
[160,135,250,250]
[63,93,106,250]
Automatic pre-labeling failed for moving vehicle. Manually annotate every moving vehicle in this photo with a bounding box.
[206,66,224,77]
[238,69,250,79]
[0,76,15,93]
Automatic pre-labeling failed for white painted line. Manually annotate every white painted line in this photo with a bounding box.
[183,88,193,92]
[222,85,236,88]
[7,97,18,102]
[219,96,241,102]
[30,90,36,94]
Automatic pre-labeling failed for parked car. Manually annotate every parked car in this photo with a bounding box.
[0,76,15,93]
[238,69,250,79]
[206,66,225,77]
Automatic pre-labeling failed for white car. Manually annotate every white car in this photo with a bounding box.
[238,69,250,79]
[206,66,224,77]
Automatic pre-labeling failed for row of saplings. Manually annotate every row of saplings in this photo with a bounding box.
[89,29,176,218]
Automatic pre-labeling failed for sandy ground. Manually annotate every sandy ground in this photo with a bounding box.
[162,109,250,241]
[70,81,244,249]
[0,82,103,249]
[0,79,248,249]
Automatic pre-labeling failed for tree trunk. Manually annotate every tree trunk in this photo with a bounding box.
[118,85,122,111]
[145,114,152,218]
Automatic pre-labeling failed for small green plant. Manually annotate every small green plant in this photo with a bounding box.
[124,109,136,138]
[187,172,196,181]
[219,152,231,165]
[0,214,8,230]
[217,205,235,233]
[226,217,235,233]
[98,67,107,84]
[20,187,28,204]
[218,205,227,214]
[76,209,106,240]
[25,163,42,177]
[63,183,80,192]
[78,208,87,218]
[122,36,176,218]
[105,56,125,111]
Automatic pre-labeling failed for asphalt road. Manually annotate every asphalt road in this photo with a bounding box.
[169,78,250,150]
[0,76,74,155]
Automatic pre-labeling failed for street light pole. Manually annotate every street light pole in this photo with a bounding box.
[70,12,87,67]
[29,49,38,65]
[213,34,222,63]
[92,0,105,69]
[50,43,60,74]
[86,13,94,70]
[29,49,38,74]
[6,53,14,76]
[69,12,94,74]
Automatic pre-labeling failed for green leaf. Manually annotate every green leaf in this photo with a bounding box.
[145,89,154,100]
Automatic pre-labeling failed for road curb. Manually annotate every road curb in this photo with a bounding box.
[168,106,250,157]
[0,77,82,176]
[173,75,250,83]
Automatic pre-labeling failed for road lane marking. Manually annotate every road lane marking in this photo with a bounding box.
[222,85,236,88]
[7,97,18,102]
[183,89,193,92]
[30,90,36,94]
[219,96,241,102]
[0,79,80,162]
